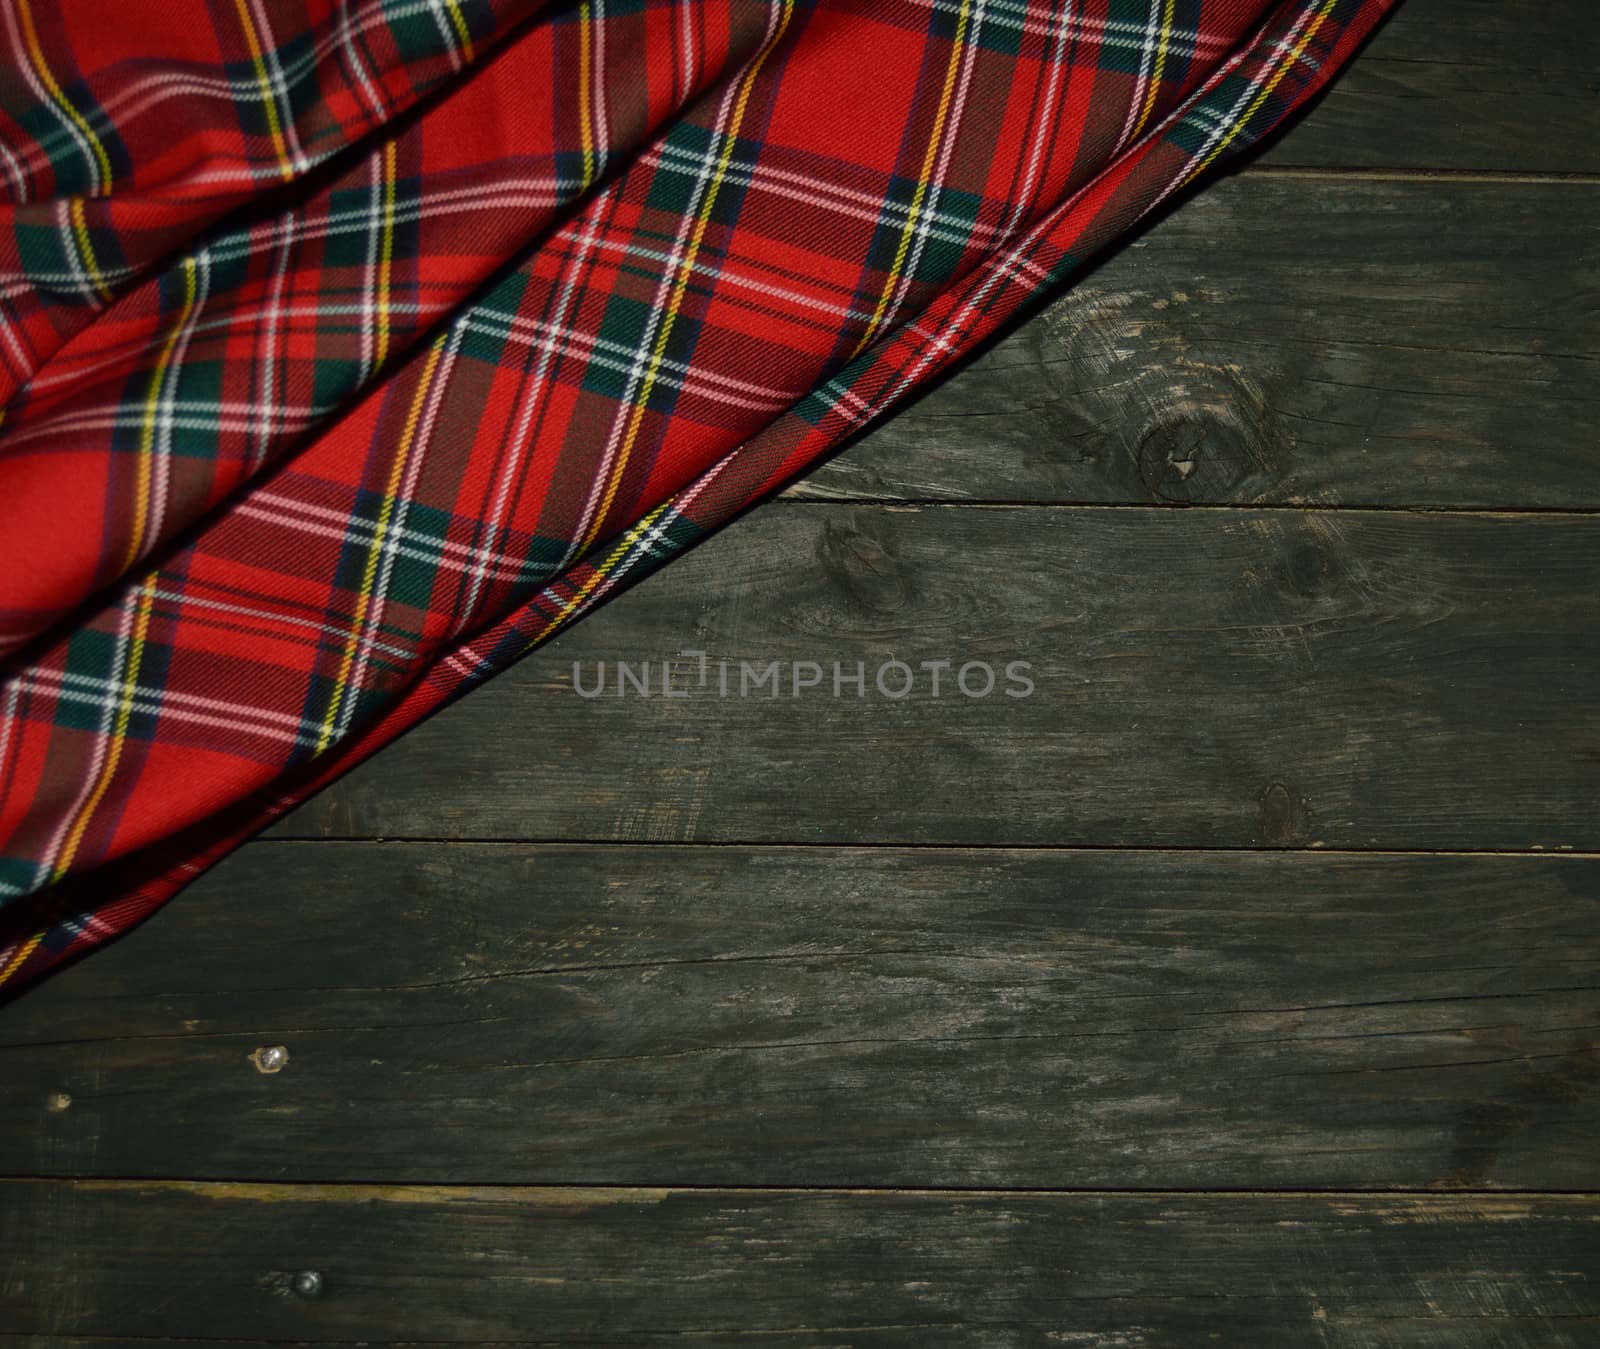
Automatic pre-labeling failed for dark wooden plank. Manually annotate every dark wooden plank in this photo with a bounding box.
[1258,0,1600,173]
[787,176,1600,508]
[3,843,1595,1187]
[272,504,1600,851]
[3,1182,1596,1344]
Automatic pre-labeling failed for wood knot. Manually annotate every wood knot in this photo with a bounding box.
[1136,412,1255,503]
[1256,781,1311,846]
[816,517,915,616]
[1035,290,1286,504]
[1275,534,1346,601]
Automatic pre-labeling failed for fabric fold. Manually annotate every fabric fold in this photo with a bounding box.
[0,0,554,405]
[0,0,1397,996]
[1,0,782,657]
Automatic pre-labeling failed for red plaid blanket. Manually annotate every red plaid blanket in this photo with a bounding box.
[0,0,1395,993]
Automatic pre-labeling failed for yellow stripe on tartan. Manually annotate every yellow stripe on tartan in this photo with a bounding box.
[1130,0,1178,139]
[231,0,297,182]
[16,0,113,195]
[1182,0,1342,189]
[577,1,596,187]
[0,930,46,989]
[578,0,795,552]
[314,333,448,754]
[850,0,973,358]
[375,139,398,369]
[50,577,158,882]
[69,196,113,302]
[515,501,672,661]
[123,255,199,574]
[554,500,670,632]
[442,0,476,63]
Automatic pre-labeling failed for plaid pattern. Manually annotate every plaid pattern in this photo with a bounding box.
[0,0,1396,994]
[0,1,548,404]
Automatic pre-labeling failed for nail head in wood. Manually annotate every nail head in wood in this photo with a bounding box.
[250,1045,289,1074]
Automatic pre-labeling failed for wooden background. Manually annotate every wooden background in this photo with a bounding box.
[4,0,1598,1342]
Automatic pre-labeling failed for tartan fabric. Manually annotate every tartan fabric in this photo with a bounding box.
[0,0,1396,995]
[0,0,550,407]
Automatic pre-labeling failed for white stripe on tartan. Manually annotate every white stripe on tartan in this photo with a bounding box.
[235,490,571,589]
[0,679,24,850]
[1,178,587,292]
[866,0,1315,424]
[328,319,465,745]
[2,0,463,181]
[1148,11,1335,215]
[255,211,298,466]
[1001,0,1079,235]
[0,299,34,374]
[591,0,611,180]
[16,298,447,396]
[56,199,99,301]
[338,0,389,123]
[678,0,698,109]
[11,667,324,753]
[0,1,103,195]
[647,140,1013,253]
[459,209,606,620]
[0,403,329,449]
[140,583,417,662]
[424,0,468,73]
[536,464,725,640]
[8,56,1128,303]
[246,0,314,173]
[144,249,213,564]
[566,0,792,564]
[13,218,903,459]
[359,148,384,385]
[1110,0,1170,156]
[0,127,29,202]
[912,0,1221,59]
[29,584,141,889]
[870,0,991,341]
[465,299,797,404]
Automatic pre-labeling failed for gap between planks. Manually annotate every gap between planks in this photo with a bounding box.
[2,1177,1598,1202]
[769,500,1600,516]
[1247,165,1600,186]
[253,838,1599,858]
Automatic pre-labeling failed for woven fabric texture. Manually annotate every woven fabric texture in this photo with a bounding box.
[0,0,1396,993]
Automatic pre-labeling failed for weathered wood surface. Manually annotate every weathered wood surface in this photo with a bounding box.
[2,1182,1595,1345]
[1257,0,1600,173]
[2,844,1596,1188]
[8,3,1600,1342]
[788,176,1600,508]
[272,504,1600,851]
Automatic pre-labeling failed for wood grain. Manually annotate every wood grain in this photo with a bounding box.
[788,177,1600,508]
[3,1181,1595,1345]
[270,504,1600,851]
[3,843,1594,1188]
[7,4,1599,1341]
[1257,0,1600,173]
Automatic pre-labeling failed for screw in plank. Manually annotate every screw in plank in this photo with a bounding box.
[291,1270,324,1299]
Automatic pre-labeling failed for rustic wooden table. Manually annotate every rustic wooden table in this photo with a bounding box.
[4,0,1597,1342]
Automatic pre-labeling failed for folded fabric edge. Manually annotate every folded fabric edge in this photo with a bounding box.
[0,0,1399,999]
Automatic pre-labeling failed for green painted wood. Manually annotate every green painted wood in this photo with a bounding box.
[3,844,1595,1188]
[2,1182,1595,1345]
[268,505,1600,851]
[787,177,1600,508]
